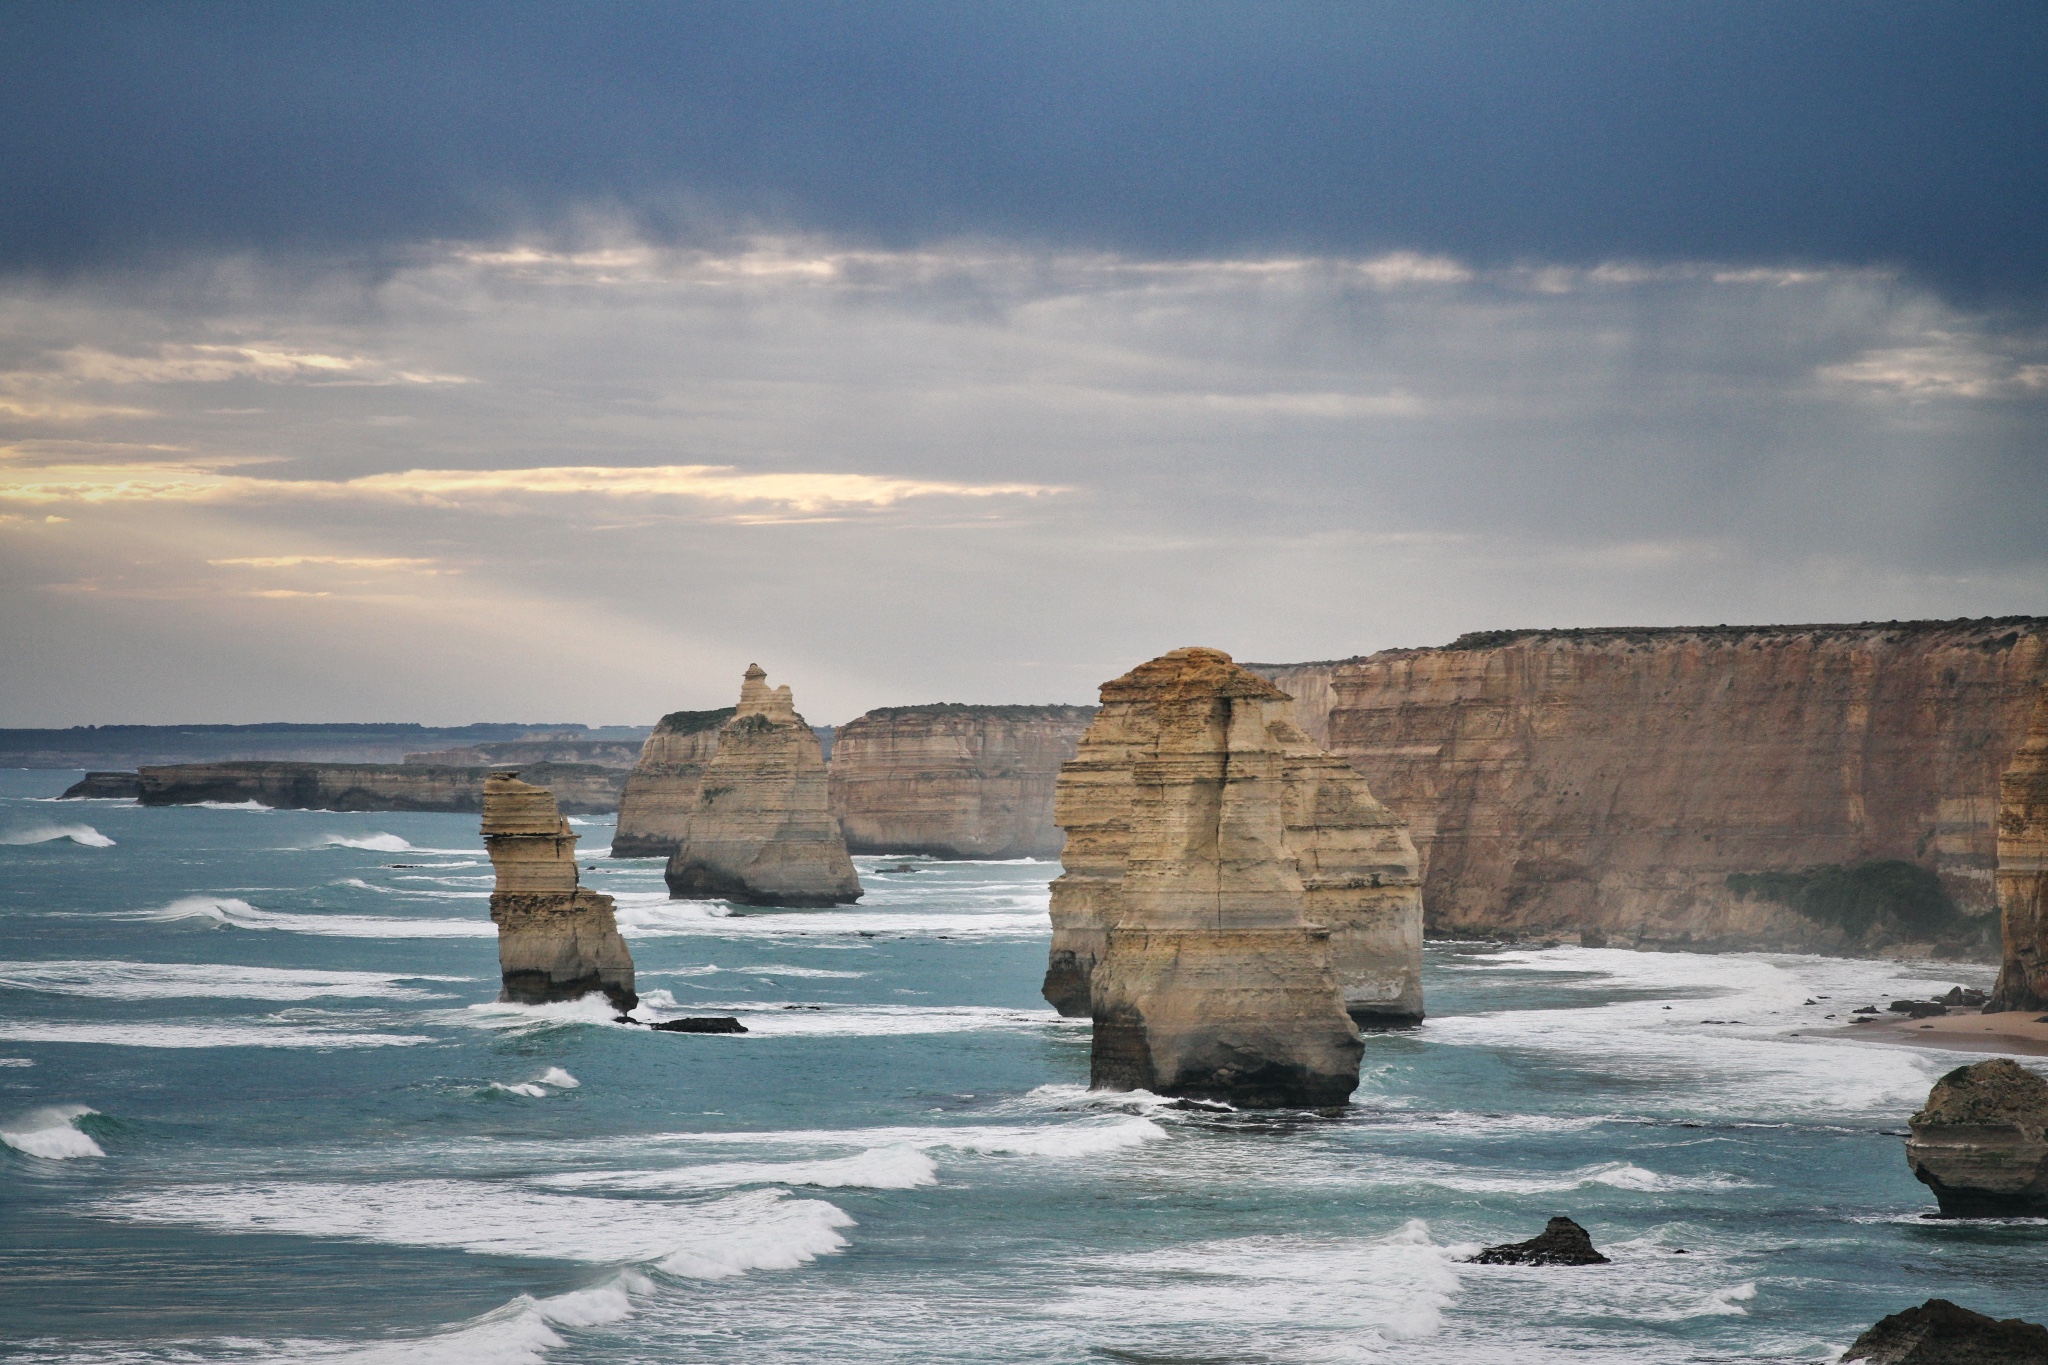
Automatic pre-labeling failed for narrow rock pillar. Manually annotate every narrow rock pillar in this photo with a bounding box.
[485,770,637,1010]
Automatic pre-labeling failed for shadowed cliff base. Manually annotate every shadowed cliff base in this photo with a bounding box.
[132,760,626,814]
[1990,682,2048,1012]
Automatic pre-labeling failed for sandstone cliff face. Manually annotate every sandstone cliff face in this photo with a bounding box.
[1905,1058,2048,1217]
[136,761,625,814]
[484,771,636,1010]
[1253,618,2048,952]
[407,737,645,767]
[828,704,1094,859]
[665,667,861,906]
[610,708,735,857]
[1990,684,2048,1010]
[1050,647,1422,1106]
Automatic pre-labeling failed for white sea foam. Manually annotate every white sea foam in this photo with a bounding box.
[464,996,631,1032]
[194,799,273,811]
[0,1020,431,1048]
[713,1003,1076,1037]
[542,1145,939,1192]
[1358,1157,1754,1196]
[125,895,493,938]
[0,959,466,1001]
[0,1103,104,1159]
[317,833,413,852]
[631,1116,1166,1160]
[92,1181,853,1276]
[488,1067,582,1098]
[538,1067,579,1088]
[0,823,115,847]
[609,893,1047,939]
[0,1057,31,1067]
[731,964,867,978]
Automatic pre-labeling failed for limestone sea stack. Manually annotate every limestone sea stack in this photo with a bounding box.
[1990,683,2048,1012]
[1049,647,1419,1107]
[484,770,637,1011]
[1904,1058,2048,1217]
[665,665,861,906]
[611,707,736,857]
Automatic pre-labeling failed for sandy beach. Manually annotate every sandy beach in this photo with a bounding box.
[1834,1007,2048,1057]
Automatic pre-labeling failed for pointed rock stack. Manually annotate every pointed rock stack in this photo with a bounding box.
[484,770,637,1010]
[1045,647,1423,1107]
[611,706,735,857]
[1990,683,2048,1012]
[665,665,862,907]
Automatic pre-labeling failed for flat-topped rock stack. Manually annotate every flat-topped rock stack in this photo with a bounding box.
[612,706,736,857]
[665,665,862,907]
[1905,1058,2048,1218]
[1990,683,2048,1012]
[483,770,637,1010]
[1047,646,1423,1107]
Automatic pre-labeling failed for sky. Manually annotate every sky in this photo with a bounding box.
[2,2,2044,726]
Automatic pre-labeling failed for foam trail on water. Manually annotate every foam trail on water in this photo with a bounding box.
[0,959,467,1001]
[121,896,493,938]
[541,1146,939,1192]
[0,1020,432,1049]
[316,833,413,852]
[0,1103,104,1159]
[92,1181,854,1275]
[193,800,273,811]
[0,823,114,847]
[488,1067,582,1098]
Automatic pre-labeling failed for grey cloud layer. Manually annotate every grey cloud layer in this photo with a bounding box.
[2,238,2042,724]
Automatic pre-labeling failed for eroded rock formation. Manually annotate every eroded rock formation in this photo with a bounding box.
[1990,684,2048,1011]
[829,704,1094,858]
[484,770,636,1010]
[136,761,625,813]
[58,772,141,799]
[1471,1217,1609,1266]
[1253,618,2048,953]
[611,708,736,857]
[1048,647,1421,1106]
[1905,1058,2048,1217]
[665,666,861,906]
[1843,1299,2048,1364]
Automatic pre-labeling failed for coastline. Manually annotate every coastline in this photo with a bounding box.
[1830,1007,2048,1058]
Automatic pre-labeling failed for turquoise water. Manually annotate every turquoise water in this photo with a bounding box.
[3,766,2044,1363]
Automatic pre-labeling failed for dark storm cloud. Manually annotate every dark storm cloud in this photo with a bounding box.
[3,1,2045,300]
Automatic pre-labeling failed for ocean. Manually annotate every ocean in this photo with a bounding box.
[3,766,2043,1363]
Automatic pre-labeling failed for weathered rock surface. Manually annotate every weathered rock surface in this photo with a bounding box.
[1046,651,1422,1029]
[1990,685,2048,1010]
[484,770,636,1010]
[829,704,1094,859]
[135,761,625,814]
[58,771,140,799]
[665,666,861,906]
[611,708,736,857]
[1252,618,2048,953]
[407,737,645,767]
[1470,1217,1610,1266]
[1843,1298,2048,1364]
[1905,1058,2048,1217]
[1050,647,1419,1106]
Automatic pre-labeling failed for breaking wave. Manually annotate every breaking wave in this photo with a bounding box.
[0,1103,104,1159]
[0,959,466,1001]
[316,833,413,852]
[541,1146,939,1192]
[0,823,114,847]
[126,896,492,938]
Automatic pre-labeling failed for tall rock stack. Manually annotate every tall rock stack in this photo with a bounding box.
[611,707,735,857]
[665,665,862,907]
[1048,647,1421,1107]
[484,770,637,1010]
[1990,684,2048,1011]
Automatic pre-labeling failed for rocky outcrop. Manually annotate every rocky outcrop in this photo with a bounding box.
[610,708,736,857]
[1252,618,2048,953]
[1843,1299,2048,1364]
[407,737,645,767]
[665,666,861,906]
[135,761,625,814]
[1471,1217,1609,1266]
[58,771,140,799]
[1905,1058,2048,1217]
[828,704,1094,859]
[1050,647,1421,1107]
[1989,685,2048,1010]
[484,770,636,1010]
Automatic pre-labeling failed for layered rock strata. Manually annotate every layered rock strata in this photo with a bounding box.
[829,704,1094,858]
[1904,1058,2048,1217]
[1989,684,2048,1010]
[665,667,861,906]
[484,770,636,1010]
[611,708,736,857]
[1049,647,1421,1106]
[407,737,645,767]
[136,761,625,813]
[58,771,141,800]
[1252,618,2048,952]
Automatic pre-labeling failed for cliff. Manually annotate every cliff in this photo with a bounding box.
[1251,617,2048,953]
[1053,647,1417,1107]
[58,771,141,799]
[135,761,626,814]
[665,667,861,906]
[484,770,636,1010]
[610,708,736,857]
[1990,684,2048,1009]
[406,737,645,767]
[828,704,1095,858]
[0,722,645,769]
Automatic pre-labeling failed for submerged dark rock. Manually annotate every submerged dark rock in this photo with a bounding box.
[1842,1298,2048,1363]
[649,1016,748,1034]
[1470,1216,1610,1266]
